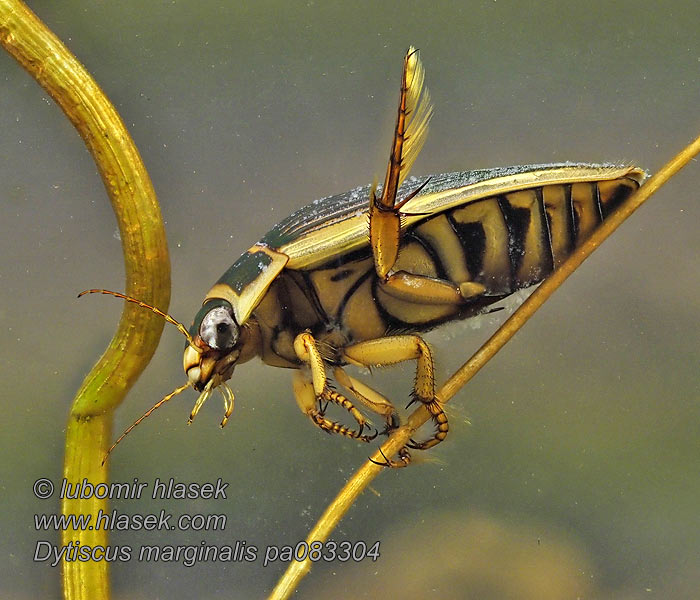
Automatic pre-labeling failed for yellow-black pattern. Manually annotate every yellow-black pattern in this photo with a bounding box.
[248,175,640,367]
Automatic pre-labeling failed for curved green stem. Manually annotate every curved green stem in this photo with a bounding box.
[1,2,170,599]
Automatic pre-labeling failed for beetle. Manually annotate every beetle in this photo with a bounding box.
[87,47,644,466]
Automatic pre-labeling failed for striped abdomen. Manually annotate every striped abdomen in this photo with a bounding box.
[253,176,639,366]
[400,176,640,295]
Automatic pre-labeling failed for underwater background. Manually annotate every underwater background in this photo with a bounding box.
[1,1,698,598]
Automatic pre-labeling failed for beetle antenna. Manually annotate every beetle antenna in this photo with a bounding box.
[102,381,191,465]
[78,288,201,353]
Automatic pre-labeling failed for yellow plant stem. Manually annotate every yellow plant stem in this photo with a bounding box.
[269,133,700,600]
[1,2,170,599]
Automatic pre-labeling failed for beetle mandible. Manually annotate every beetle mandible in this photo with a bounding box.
[86,47,644,466]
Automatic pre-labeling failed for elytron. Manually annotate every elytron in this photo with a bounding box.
[86,47,643,466]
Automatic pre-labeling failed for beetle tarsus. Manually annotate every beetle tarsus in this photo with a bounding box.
[343,335,450,452]
[405,404,449,450]
[369,446,412,468]
[309,409,376,443]
[293,333,377,442]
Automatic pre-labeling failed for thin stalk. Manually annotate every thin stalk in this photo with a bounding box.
[269,132,700,600]
[1,2,170,599]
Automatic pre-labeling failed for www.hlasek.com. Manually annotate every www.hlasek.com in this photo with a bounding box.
[32,477,380,568]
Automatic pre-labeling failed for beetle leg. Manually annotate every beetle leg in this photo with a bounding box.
[379,271,487,305]
[333,366,400,432]
[371,47,432,280]
[342,335,448,450]
[369,184,401,280]
[369,50,488,308]
[292,370,375,443]
[292,334,376,442]
[369,446,412,469]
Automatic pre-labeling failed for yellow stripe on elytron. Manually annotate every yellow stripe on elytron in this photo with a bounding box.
[282,165,645,270]
[205,244,289,325]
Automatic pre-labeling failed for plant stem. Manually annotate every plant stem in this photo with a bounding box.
[1,2,170,598]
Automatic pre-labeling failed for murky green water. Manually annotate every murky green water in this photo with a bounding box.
[1,1,698,598]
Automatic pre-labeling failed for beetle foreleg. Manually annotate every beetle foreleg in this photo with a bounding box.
[342,335,449,451]
[292,336,376,442]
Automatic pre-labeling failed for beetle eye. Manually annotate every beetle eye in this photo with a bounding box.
[200,306,238,350]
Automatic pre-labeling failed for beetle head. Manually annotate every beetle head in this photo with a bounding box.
[184,298,241,391]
